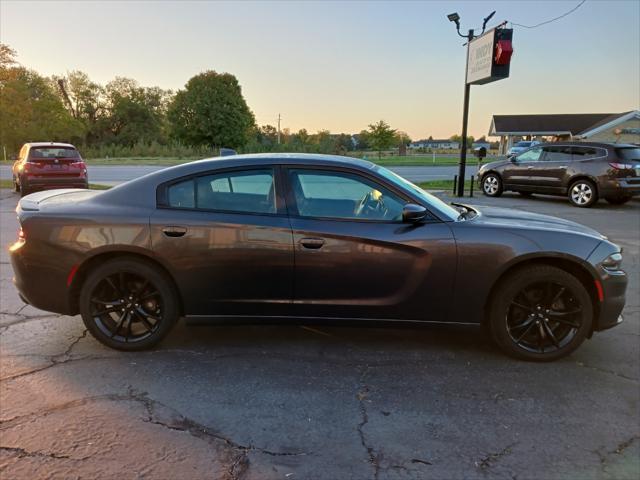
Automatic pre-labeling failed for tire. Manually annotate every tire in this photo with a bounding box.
[482,173,503,197]
[12,176,20,193]
[79,258,179,351]
[20,185,31,197]
[605,196,632,205]
[568,179,598,208]
[518,191,533,197]
[488,265,592,362]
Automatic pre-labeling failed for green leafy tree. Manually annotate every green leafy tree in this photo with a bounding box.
[449,134,475,149]
[367,120,397,158]
[168,71,255,149]
[0,45,83,153]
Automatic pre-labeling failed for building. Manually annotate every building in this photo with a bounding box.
[409,139,460,150]
[489,110,640,154]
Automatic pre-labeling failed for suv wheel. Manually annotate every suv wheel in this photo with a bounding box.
[605,196,632,205]
[489,265,592,362]
[482,173,503,197]
[12,176,20,193]
[79,258,179,351]
[568,179,597,208]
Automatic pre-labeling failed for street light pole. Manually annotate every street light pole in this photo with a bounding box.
[457,28,474,197]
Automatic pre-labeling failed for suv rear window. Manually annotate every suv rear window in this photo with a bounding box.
[615,148,640,161]
[28,147,79,161]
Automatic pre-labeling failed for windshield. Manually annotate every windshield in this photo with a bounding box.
[515,141,531,147]
[373,165,460,221]
[615,148,640,161]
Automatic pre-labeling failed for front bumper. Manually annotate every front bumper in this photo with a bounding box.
[595,269,627,331]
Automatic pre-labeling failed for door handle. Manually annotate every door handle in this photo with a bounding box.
[300,237,325,249]
[527,166,534,169]
[162,226,187,238]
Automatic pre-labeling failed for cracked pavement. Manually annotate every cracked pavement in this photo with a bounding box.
[0,190,638,479]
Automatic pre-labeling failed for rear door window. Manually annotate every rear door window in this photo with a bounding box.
[570,147,601,160]
[542,146,572,162]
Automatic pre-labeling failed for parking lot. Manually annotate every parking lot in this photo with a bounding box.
[0,189,638,479]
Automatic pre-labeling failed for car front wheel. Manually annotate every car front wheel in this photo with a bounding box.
[568,179,598,207]
[482,173,503,197]
[488,265,592,362]
[79,258,179,351]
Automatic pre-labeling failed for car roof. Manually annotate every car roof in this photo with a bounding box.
[537,141,637,148]
[25,142,77,148]
[189,152,376,169]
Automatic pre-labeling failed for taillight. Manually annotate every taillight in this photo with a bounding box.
[71,161,87,175]
[609,162,634,170]
[10,227,26,252]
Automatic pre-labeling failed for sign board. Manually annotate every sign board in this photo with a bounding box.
[466,28,513,85]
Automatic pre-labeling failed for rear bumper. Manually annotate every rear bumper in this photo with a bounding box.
[599,178,640,197]
[9,241,75,315]
[24,177,88,189]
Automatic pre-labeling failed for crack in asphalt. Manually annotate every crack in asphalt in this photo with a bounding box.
[594,435,640,466]
[576,361,639,382]
[0,312,63,334]
[0,387,308,479]
[356,366,381,480]
[0,446,71,460]
[0,329,89,382]
[476,443,517,470]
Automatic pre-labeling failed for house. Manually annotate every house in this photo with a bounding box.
[488,110,640,154]
[409,139,460,150]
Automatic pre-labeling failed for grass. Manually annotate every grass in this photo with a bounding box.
[0,179,111,190]
[418,179,476,192]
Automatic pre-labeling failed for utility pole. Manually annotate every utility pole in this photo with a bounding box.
[458,28,474,197]
[277,113,281,145]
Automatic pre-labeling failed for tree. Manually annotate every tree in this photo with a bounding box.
[167,71,255,149]
[0,68,84,153]
[367,120,397,158]
[449,134,475,149]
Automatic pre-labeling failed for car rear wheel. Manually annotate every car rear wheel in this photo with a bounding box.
[605,196,632,205]
[568,180,598,208]
[12,176,20,193]
[482,173,503,197]
[488,265,592,362]
[79,258,179,351]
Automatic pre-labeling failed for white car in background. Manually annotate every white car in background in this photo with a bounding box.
[508,140,541,156]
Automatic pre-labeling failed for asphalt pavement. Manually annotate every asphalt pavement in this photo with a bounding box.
[0,189,638,479]
[1,164,479,185]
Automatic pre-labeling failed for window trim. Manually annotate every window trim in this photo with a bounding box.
[156,166,286,217]
[282,165,433,224]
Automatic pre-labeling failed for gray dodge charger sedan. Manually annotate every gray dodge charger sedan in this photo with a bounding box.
[9,154,627,361]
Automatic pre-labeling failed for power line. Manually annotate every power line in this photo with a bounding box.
[510,0,586,29]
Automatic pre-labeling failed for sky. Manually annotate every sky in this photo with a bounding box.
[1,0,639,140]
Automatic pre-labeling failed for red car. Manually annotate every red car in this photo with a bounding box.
[12,142,88,197]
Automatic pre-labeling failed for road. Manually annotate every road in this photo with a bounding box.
[0,188,638,479]
[1,164,479,185]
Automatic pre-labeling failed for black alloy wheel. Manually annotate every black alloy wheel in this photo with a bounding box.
[80,258,178,350]
[489,265,592,361]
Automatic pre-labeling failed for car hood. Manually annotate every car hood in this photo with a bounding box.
[469,205,606,239]
[480,159,510,170]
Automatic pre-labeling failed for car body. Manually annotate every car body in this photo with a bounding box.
[507,140,541,156]
[10,154,627,360]
[479,142,640,207]
[12,142,88,196]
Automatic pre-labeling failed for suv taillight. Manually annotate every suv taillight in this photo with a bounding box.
[609,162,634,170]
[71,161,87,174]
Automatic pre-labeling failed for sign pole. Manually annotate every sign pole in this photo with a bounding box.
[457,28,473,197]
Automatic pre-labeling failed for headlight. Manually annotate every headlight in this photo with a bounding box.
[602,252,623,271]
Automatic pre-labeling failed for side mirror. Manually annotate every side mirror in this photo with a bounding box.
[402,204,427,223]
[509,155,517,163]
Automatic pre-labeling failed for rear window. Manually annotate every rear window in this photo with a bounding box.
[615,148,640,161]
[28,147,79,161]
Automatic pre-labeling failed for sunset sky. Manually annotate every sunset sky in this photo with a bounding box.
[1,0,638,140]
